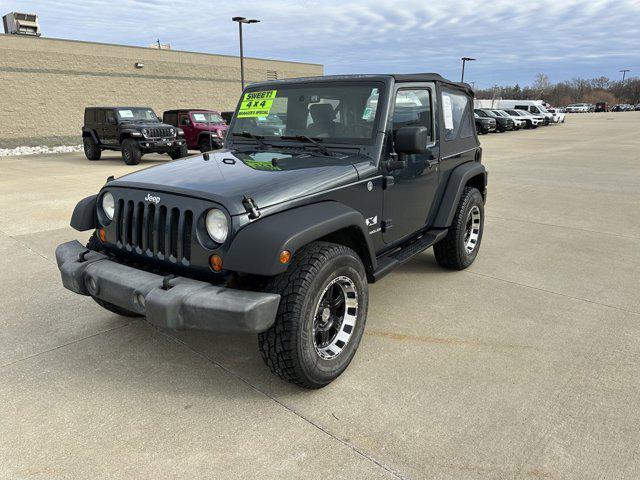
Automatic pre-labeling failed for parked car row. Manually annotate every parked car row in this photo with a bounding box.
[473,105,562,134]
[611,103,640,112]
[565,102,640,113]
[82,106,229,164]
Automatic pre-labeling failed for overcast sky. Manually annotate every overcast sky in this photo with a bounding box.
[2,0,638,87]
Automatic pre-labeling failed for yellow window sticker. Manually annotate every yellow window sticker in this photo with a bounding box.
[237,90,277,118]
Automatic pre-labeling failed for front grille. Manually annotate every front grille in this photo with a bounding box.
[115,199,193,264]
[147,127,173,138]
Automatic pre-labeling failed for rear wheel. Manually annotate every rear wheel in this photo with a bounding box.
[83,136,101,160]
[259,242,368,389]
[434,187,484,270]
[121,138,142,165]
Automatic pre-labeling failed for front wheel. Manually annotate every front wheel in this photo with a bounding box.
[121,138,142,165]
[434,187,484,270]
[199,137,217,153]
[169,144,188,160]
[259,242,369,389]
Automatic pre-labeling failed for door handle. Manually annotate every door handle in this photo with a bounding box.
[427,159,439,168]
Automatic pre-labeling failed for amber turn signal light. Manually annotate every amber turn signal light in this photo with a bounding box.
[209,254,223,272]
[279,250,291,264]
[98,228,106,242]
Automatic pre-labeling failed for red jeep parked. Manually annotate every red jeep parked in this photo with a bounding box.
[163,109,229,152]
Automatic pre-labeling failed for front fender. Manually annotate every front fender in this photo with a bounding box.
[224,202,375,276]
[70,194,97,231]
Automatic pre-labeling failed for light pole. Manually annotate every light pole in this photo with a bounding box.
[620,69,630,83]
[461,57,475,83]
[232,16,260,90]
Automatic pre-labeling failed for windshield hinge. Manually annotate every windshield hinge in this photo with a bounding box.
[242,194,261,219]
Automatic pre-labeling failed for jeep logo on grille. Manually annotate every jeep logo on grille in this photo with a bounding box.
[145,193,160,204]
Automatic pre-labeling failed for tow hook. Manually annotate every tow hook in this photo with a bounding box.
[242,194,261,219]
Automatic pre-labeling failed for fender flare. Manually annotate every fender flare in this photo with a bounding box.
[433,162,487,228]
[70,194,98,231]
[224,202,376,276]
[82,128,100,144]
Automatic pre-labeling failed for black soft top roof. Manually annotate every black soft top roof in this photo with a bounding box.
[163,109,220,114]
[85,106,155,110]
[248,73,473,96]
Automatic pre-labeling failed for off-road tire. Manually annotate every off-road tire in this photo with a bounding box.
[85,233,142,317]
[199,137,214,153]
[258,242,369,389]
[83,136,101,161]
[434,187,484,270]
[121,138,142,165]
[169,144,188,160]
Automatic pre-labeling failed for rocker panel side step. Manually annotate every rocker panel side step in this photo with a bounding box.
[371,228,448,282]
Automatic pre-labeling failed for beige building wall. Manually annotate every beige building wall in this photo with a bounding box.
[0,34,323,148]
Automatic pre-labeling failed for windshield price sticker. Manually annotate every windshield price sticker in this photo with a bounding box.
[119,110,134,119]
[237,90,277,118]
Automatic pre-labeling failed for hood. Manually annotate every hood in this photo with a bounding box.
[108,149,363,215]
[120,121,174,130]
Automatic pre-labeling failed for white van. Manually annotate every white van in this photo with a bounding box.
[497,100,553,125]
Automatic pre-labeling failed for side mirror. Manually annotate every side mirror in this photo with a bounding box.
[395,126,430,155]
[106,117,116,125]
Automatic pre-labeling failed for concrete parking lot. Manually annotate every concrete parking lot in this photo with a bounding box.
[1,113,639,479]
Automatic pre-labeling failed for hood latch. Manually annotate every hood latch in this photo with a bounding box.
[242,194,261,220]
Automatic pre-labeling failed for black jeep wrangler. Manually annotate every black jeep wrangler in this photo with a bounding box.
[82,107,188,165]
[58,74,487,388]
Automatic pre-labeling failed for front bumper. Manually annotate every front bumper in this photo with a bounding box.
[139,138,186,152]
[55,240,280,333]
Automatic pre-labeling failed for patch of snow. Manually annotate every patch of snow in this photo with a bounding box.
[0,145,84,157]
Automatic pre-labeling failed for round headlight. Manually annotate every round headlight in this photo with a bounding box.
[170,128,175,136]
[205,209,228,244]
[141,128,149,137]
[102,192,115,221]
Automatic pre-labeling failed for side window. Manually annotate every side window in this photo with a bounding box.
[179,114,190,126]
[442,89,473,141]
[96,109,106,124]
[392,89,433,140]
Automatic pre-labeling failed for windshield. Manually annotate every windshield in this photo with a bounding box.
[230,82,384,144]
[192,112,225,124]
[116,108,159,122]
[493,110,506,117]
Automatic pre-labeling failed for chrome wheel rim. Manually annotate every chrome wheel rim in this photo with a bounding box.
[463,205,481,254]
[312,275,358,360]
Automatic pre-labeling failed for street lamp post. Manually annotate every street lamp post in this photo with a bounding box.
[461,57,475,83]
[232,16,260,90]
[620,69,630,83]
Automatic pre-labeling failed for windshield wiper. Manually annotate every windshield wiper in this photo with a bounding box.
[232,131,268,149]
[279,135,331,156]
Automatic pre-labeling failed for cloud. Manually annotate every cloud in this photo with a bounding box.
[2,0,639,86]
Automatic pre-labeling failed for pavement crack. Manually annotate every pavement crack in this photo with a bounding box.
[0,227,54,264]
[153,326,409,480]
[485,215,640,240]
[0,321,132,370]
[465,270,640,316]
